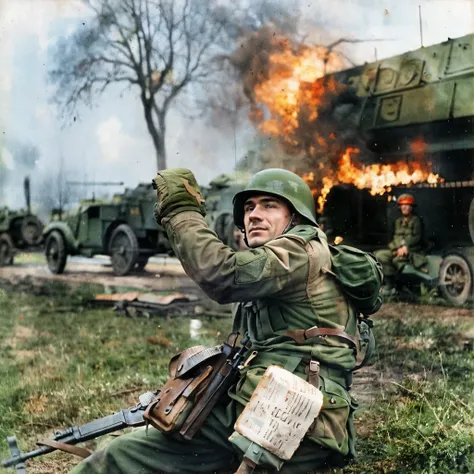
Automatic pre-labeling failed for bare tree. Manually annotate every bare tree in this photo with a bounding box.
[49,0,231,170]
[36,156,80,219]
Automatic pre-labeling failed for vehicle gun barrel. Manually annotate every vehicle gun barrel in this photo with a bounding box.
[66,181,125,186]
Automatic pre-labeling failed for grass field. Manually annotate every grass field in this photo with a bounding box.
[0,281,473,474]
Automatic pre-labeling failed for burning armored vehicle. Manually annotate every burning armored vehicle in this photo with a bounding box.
[317,33,474,304]
[229,32,474,304]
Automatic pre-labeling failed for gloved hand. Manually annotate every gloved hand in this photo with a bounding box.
[152,168,206,224]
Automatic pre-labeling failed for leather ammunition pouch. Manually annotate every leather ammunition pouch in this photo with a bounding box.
[144,339,235,435]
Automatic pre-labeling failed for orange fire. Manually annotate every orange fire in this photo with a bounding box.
[303,147,442,212]
[251,45,345,145]
[247,38,443,211]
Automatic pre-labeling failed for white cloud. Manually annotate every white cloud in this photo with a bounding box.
[0,0,90,52]
[300,0,474,63]
[0,73,12,93]
[96,116,124,163]
[96,115,143,164]
[1,147,15,170]
[34,104,54,125]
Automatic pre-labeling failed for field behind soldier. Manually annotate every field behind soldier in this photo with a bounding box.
[0,280,473,474]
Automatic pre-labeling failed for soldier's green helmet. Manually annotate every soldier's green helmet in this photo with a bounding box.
[233,168,318,229]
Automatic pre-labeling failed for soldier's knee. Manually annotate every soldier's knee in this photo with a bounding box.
[374,249,391,263]
[70,448,110,474]
[374,250,383,261]
[75,436,129,473]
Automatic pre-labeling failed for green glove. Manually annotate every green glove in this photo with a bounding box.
[152,168,206,224]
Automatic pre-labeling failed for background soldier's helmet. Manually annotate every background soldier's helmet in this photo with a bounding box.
[397,193,416,206]
[233,168,318,229]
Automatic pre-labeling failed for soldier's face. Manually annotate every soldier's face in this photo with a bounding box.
[400,204,412,216]
[243,195,293,248]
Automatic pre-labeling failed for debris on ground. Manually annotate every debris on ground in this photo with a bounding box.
[93,291,223,318]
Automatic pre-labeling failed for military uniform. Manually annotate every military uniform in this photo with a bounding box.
[71,170,359,474]
[375,214,426,276]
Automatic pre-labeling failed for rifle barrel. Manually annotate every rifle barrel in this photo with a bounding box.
[2,407,147,469]
[2,443,58,467]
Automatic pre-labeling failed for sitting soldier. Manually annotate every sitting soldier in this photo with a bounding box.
[375,193,427,295]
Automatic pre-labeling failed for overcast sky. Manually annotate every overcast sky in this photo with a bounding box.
[0,0,473,207]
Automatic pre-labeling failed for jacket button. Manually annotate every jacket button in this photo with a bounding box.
[330,397,337,405]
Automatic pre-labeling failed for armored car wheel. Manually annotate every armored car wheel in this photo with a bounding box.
[468,198,474,244]
[438,254,472,306]
[45,230,67,274]
[0,233,14,266]
[20,215,44,246]
[109,224,139,276]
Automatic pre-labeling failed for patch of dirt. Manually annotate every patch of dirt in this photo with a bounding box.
[0,260,198,294]
[3,325,37,349]
[28,455,78,474]
[0,260,233,316]
[394,336,436,350]
[352,364,401,407]
[24,394,49,415]
[377,301,474,322]
[14,325,35,339]
[14,350,38,361]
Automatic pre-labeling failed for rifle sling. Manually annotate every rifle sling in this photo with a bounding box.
[36,439,92,459]
[285,327,357,349]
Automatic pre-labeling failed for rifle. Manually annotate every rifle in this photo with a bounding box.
[2,391,156,473]
[2,334,251,473]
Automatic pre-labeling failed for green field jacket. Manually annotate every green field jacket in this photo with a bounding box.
[388,214,424,253]
[162,211,359,463]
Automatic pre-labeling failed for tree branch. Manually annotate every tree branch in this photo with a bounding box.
[50,0,235,170]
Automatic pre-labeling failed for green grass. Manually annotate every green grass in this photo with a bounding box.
[13,252,46,265]
[0,283,473,473]
[0,283,230,473]
[347,314,474,474]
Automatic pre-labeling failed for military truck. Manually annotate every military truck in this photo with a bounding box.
[43,183,171,276]
[317,33,474,305]
[0,177,44,266]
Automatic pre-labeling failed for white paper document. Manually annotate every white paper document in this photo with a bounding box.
[234,365,324,460]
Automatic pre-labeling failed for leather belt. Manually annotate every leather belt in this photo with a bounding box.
[285,327,357,349]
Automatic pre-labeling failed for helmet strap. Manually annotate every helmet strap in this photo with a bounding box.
[241,228,249,248]
[282,213,296,235]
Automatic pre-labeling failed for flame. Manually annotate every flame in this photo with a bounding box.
[251,44,345,147]
[244,34,443,212]
[303,147,442,212]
